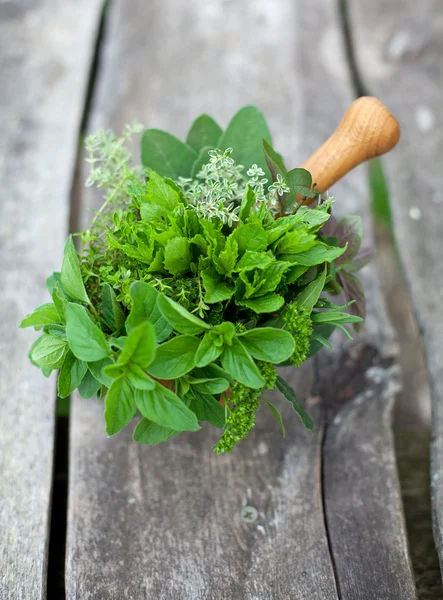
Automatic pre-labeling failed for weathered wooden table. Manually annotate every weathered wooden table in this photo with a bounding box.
[1,0,443,598]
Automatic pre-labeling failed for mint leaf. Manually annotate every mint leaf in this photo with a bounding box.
[276,229,316,255]
[104,376,137,435]
[101,284,125,332]
[213,237,238,277]
[147,335,200,379]
[61,236,89,304]
[133,418,179,444]
[164,237,191,275]
[264,397,285,436]
[65,303,109,361]
[126,282,171,342]
[238,294,284,314]
[186,114,223,152]
[220,338,264,389]
[157,294,210,335]
[218,106,272,179]
[231,224,267,256]
[58,351,88,398]
[141,129,197,179]
[238,328,295,363]
[20,303,61,329]
[78,370,101,399]
[296,265,327,313]
[29,334,67,369]
[235,251,273,272]
[202,270,234,303]
[275,375,313,431]
[135,383,200,432]
[118,321,156,369]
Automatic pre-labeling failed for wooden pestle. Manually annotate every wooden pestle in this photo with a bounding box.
[300,96,400,202]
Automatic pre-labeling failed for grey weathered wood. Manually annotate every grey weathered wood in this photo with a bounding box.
[348,0,443,581]
[0,2,102,598]
[66,0,415,597]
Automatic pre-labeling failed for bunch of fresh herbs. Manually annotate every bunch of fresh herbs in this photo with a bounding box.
[21,107,370,452]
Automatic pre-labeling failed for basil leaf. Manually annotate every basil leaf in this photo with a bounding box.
[104,376,137,435]
[186,114,223,152]
[188,390,225,428]
[61,236,90,304]
[334,216,363,265]
[126,281,171,342]
[133,418,179,444]
[20,303,61,329]
[135,383,200,432]
[275,375,313,431]
[127,364,156,390]
[238,328,295,363]
[77,369,101,399]
[220,338,264,389]
[195,333,223,368]
[29,334,67,369]
[157,294,210,335]
[141,129,197,179]
[58,351,88,398]
[264,397,285,436]
[65,303,109,361]
[147,335,200,379]
[118,321,156,369]
[296,265,327,313]
[101,283,125,332]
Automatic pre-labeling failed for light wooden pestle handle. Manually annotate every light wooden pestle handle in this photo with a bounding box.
[300,96,400,203]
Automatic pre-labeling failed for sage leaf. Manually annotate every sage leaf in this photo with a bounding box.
[141,129,197,179]
[61,236,90,304]
[186,114,223,152]
[65,303,109,361]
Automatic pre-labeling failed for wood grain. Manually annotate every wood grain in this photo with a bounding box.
[0,2,102,598]
[348,0,443,581]
[66,0,415,597]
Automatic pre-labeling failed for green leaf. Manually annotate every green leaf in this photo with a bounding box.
[231,224,267,256]
[308,324,335,357]
[239,185,257,222]
[65,303,109,361]
[127,364,156,390]
[61,236,90,304]
[133,418,179,444]
[276,229,316,255]
[46,272,62,295]
[264,397,285,436]
[238,328,295,363]
[147,335,200,379]
[188,376,230,395]
[141,129,197,179]
[220,338,264,389]
[296,265,327,313]
[334,216,363,265]
[275,375,313,431]
[101,284,125,332]
[186,114,223,152]
[58,351,88,398]
[29,334,67,369]
[201,270,234,303]
[311,310,363,325]
[104,376,137,435]
[310,332,333,350]
[135,382,200,432]
[20,303,61,329]
[146,169,180,208]
[252,261,290,296]
[157,293,210,335]
[164,237,192,275]
[213,237,238,277]
[88,357,114,387]
[285,168,317,198]
[283,243,347,266]
[235,251,273,272]
[126,282,171,342]
[52,284,68,322]
[262,139,287,181]
[339,271,366,321]
[77,370,101,399]
[195,333,223,367]
[218,106,272,180]
[118,321,156,369]
[238,294,284,314]
[188,390,225,428]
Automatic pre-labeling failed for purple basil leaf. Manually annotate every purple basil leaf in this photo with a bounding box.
[334,215,363,265]
[342,246,373,273]
[338,271,366,325]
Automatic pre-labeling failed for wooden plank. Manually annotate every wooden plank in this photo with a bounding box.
[66,0,415,598]
[348,0,443,579]
[0,2,102,598]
